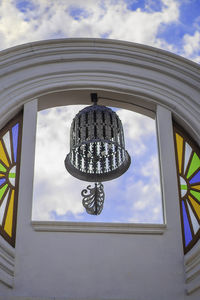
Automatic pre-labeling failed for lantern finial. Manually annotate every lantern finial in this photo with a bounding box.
[91,93,98,105]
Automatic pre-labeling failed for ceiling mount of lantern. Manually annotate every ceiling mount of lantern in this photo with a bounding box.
[65,93,131,215]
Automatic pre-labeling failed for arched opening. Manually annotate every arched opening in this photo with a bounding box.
[32,104,163,224]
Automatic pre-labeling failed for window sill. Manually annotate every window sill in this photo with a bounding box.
[31,221,166,235]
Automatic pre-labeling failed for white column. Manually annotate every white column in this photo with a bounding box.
[14,99,38,279]
[156,105,183,241]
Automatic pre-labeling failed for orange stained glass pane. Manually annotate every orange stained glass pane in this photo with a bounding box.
[4,189,14,237]
[188,195,200,221]
[176,133,183,174]
[0,141,9,167]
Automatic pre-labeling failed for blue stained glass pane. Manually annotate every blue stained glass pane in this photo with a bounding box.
[12,124,19,163]
[0,178,6,186]
[190,170,200,184]
[182,201,192,247]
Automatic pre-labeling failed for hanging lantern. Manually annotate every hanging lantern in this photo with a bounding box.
[65,93,131,215]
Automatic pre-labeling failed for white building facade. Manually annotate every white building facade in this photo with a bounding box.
[0,38,199,300]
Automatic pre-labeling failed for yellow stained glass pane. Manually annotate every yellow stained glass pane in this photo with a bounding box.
[176,133,183,174]
[4,189,14,237]
[191,185,200,191]
[188,195,200,221]
[0,140,9,167]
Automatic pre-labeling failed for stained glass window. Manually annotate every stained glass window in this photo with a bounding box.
[0,112,23,247]
[174,124,200,254]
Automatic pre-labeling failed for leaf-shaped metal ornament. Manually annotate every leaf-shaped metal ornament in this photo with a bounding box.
[81,183,105,215]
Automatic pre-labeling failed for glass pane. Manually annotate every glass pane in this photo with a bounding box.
[0,141,9,167]
[175,133,183,174]
[189,170,200,184]
[0,189,9,225]
[188,195,200,220]
[190,190,200,202]
[184,143,192,175]
[12,124,19,163]
[186,199,199,234]
[182,200,192,247]
[3,132,12,163]
[187,153,200,179]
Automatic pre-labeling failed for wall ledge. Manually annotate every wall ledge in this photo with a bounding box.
[0,237,15,288]
[31,221,166,235]
[184,240,200,295]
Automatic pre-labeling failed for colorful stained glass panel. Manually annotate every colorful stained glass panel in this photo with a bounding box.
[176,133,183,174]
[174,125,200,254]
[0,189,9,225]
[190,190,200,202]
[12,124,19,163]
[3,132,12,163]
[188,195,200,220]
[184,143,192,174]
[0,112,22,247]
[189,170,200,184]
[182,200,192,246]
[186,200,199,234]
[187,153,200,179]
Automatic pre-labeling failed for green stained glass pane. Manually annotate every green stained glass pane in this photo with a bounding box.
[9,173,15,178]
[0,184,8,200]
[187,153,200,179]
[0,163,6,172]
[181,185,187,190]
[190,190,200,202]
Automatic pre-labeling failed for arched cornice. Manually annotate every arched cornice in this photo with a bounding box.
[0,38,199,139]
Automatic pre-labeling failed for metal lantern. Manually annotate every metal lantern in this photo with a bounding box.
[65,93,131,215]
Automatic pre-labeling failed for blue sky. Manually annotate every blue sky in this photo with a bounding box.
[0,0,199,62]
[0,0,199,223]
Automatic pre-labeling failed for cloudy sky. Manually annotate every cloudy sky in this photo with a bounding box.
[33,106,162,223]
[1,0,199,223]
[0,0,200,62]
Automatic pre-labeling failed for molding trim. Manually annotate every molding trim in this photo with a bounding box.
[31,221,166,235]
[184,239,200,295]
[0,38,199,143]
[0,296,138,300]
[0,237,15,288]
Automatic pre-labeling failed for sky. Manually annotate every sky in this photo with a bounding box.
[0,0,199,223]
[32,106,162,223]
[0,0,199,62]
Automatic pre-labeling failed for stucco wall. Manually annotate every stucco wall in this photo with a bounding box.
[0,39,200,299]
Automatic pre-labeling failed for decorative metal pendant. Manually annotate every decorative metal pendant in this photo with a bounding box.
[65,93,131,215]
[82,183,105,215]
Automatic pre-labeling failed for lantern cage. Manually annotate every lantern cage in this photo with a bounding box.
[65,93,131,215]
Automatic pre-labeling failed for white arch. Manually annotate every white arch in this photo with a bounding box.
[0,38,200,298]
[0,38,199,140]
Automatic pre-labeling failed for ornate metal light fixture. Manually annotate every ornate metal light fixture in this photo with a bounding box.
[65,93,131,215]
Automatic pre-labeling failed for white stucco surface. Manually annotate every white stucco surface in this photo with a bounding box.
[0,38,200,299]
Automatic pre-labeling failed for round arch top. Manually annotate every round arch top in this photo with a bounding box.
[0,38,199,138]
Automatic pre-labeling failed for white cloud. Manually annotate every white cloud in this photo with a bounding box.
[32,105,86,220]
[117,109,156,156]
[0,0,180,51]
[182,30,200,63]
